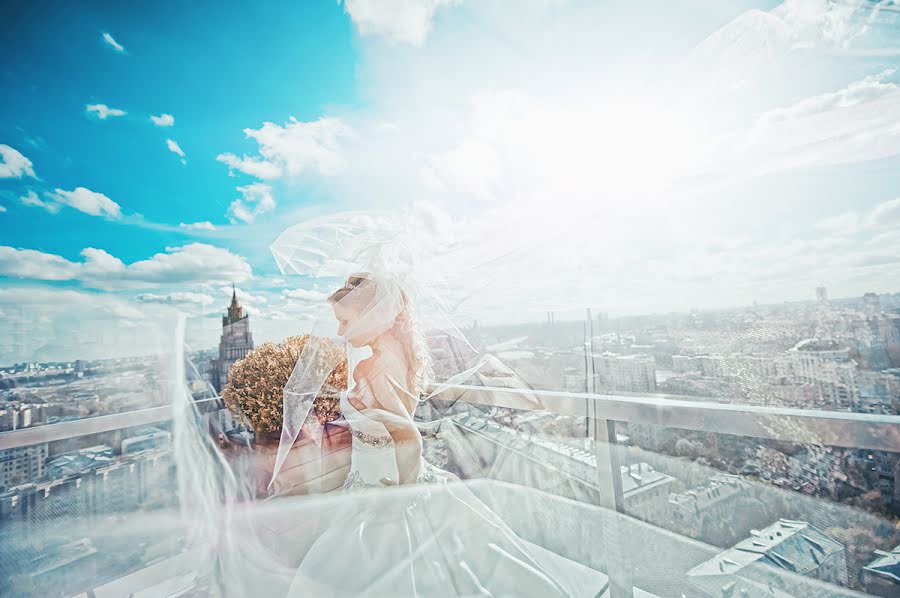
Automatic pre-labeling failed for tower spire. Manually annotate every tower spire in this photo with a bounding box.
[225,283,244,324]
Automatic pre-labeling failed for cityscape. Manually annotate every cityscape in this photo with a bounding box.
[0,285,898,596]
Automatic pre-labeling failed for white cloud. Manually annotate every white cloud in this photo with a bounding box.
[215,153,282,180]
[427,130,503,202]
[259,310,292,321]
[758,69,898,125]
[771,0,872,48]
[86,103,127,120]
[823,197,900,234]
[814,211,858,234]
[20,190,60,213]
[151,113,175,127]
[179,221,217,231]
[342,0,459,45]
[0,145,36,178]
[0,243,252,290]
[217,116,352,180]
[47,187,122,219]
[166,139,185,157]
[282,288,328,302]
[80,247,126,276]
[101,32,126,53]
[222,286,268,305]
[113,244,252,288]
[866,197,900,228]
[732,68,900,174]
[137,291,216,306]
[0,286,188,363]
[0,247,82,280]
[0,205,6,213]
[166,139,187,164]
[226,183,276,224]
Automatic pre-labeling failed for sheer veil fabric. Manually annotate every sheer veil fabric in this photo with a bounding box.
[253,211,608,596]
[268,210,480,488]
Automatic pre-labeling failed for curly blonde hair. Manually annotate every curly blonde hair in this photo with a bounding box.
[222,335,348,433]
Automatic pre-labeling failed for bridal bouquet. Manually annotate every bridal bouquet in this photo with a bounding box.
[222,334,348,434]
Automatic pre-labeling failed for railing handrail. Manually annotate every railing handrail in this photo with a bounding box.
[1,384,898,452]
[434,383,900,452]
[0,397,220,451]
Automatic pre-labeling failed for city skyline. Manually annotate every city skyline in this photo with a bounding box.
[1,282,899,365]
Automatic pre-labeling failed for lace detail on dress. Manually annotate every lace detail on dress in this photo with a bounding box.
[343,460,443,492]
[415,461,440,485]
[342,469,378,491]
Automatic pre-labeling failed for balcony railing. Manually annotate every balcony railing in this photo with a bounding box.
[1,385,898,597]
[4,386,896,452]
[0,397,220,451]
[431,384,900,597]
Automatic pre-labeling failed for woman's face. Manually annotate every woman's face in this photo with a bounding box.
[332,301,374,348]
[331,276,397,348]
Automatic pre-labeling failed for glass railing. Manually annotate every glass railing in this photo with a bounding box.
[1,381,898,597]
[429,383,900,597]
[0,317,209,435]
[0,344,218,597]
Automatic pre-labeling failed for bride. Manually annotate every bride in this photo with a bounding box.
[278,269,606,597]
[328,273,441,489]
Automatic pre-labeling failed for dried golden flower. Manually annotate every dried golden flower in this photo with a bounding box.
[222,335,348,433]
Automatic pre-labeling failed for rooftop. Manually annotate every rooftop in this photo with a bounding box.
[451,412,675,497]
[864,544,900,584]
[668,474,749,513]
[791,338,846,353]
[688,519,844,578]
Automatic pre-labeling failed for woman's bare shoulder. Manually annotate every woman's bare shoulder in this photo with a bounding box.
[353,353,404,383]
[351,357,377,384]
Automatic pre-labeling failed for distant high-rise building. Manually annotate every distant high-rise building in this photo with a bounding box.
[210,285,254,392]
[816,286,829,303]
[0,443,48,491]
[788,339,859,409]
[864,292,881,311]
[593,352,657,393]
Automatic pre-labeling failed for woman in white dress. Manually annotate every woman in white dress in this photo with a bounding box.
[282,272,605,597]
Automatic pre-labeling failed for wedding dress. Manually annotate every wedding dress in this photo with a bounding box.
[284,391,607,597]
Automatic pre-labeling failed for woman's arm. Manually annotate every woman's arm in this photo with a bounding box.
[385,416,423,485]
[349,368,422,484]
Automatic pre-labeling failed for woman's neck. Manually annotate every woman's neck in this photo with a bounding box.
[370,328,404,361]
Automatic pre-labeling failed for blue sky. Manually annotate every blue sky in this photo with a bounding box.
[1,0,900,362]
[1,0,356,264]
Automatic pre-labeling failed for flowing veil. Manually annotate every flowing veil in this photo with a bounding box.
[267,209,487,490]
[168,206,566,597]
[257,208,611,598]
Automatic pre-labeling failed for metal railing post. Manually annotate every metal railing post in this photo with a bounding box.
[592,404,634,598]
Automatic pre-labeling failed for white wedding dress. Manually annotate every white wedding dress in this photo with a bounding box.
[284,391,607,597]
